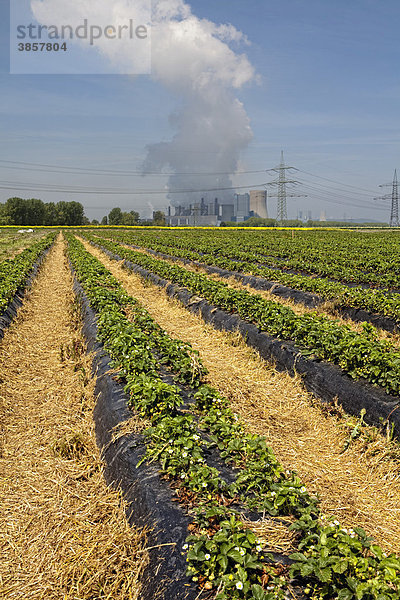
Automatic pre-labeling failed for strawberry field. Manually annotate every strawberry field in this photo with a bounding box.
[1,227,400,600]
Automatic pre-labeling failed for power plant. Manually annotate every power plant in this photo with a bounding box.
[165,152,399,227]
[166,189,268,226]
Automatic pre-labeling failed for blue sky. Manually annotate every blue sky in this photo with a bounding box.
[1,0,400,221]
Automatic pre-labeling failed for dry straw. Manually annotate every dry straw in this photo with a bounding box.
[84,239,400,556]
[0,237,147,600]
[120,240,400,346]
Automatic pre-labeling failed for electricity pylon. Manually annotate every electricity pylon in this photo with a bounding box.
[375,169,399,227]
[266,151,306,223]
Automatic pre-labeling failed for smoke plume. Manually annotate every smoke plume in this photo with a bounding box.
[31,0,256,206]
[145,0,255,206]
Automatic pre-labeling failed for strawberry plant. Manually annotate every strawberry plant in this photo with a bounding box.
[91,228,400,320]
[0,232,56,315]
[66,233,400,600]
[185,506,286,600]
[83,233,400,396]
[291,519,400,599]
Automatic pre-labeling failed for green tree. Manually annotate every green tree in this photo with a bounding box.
[122,210,139,226]
[282,219,304,228]
[0,203,12,225]
[220,217,277,227]
[108,207,123,225]
[4,197,27,225]
[2,197,85,226]
[153,210,166,226]
[101,215,108,225]
[43,202,58,225]
[25,198,45,225]
[66,201,85,225]
[56,201,70,225]
[4,197,46,225]
[243,217,277,227]
[56,201,85,225]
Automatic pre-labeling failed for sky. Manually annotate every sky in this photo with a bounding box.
[1,0,400,222]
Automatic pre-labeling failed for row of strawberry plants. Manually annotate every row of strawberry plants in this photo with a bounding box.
[66,234,299,598]
[91,228,400,288]
[92,230,400,324]
[82,234,400,396]
[68,234,400,600]
[0,232,57,315]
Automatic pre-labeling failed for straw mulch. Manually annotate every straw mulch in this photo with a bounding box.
[83,239,400,556]
[122,243,400,346]
[0,236,147,600]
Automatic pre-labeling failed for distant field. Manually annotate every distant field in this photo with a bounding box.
[0,229,47,261]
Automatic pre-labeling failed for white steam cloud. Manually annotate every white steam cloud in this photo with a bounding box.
[31,0,255,206]
[145,1,255,206]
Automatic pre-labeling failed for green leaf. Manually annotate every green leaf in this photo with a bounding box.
[290,552,308,562]
[381,557,400,570]
[315,566,332,583]
[383,567,397,581]
[370,545,383,560]
[320,532,328,545]
[356,583,369,600]
[346,577,358,592]
[337,589,354,600]
[244,558,262,570]
[227,549,243,563]
[332,560,349,574]
[251,584,266,600]
[300,562,314,577]
[218,555,228,572]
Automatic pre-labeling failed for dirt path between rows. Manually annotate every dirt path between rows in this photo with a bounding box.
[81,237,400,556]
[0,235,145,599]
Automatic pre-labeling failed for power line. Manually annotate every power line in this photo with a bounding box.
[0,180,270,195]
[301,184,386,212]
[0,159,265,177]
[0,157,393,219]
[290,169,388,215]
[298,181,385,210]
[297,176,380,201]
[294,168,380,196]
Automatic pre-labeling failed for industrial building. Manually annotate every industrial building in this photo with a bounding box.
[249,190,268,219]
[165,188,267,226]
[233,193,250,223]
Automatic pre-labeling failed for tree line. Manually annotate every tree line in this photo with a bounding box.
[0,197,85,226]
[0,199,384,228]
[0,198,167,227]
[99,208,165,226]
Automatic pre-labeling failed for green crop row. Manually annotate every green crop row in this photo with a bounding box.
[0,232,57,315]
[83,234,400,396]
[67,233,400,600]
[91,227,400,288]
[91,229,400,324]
